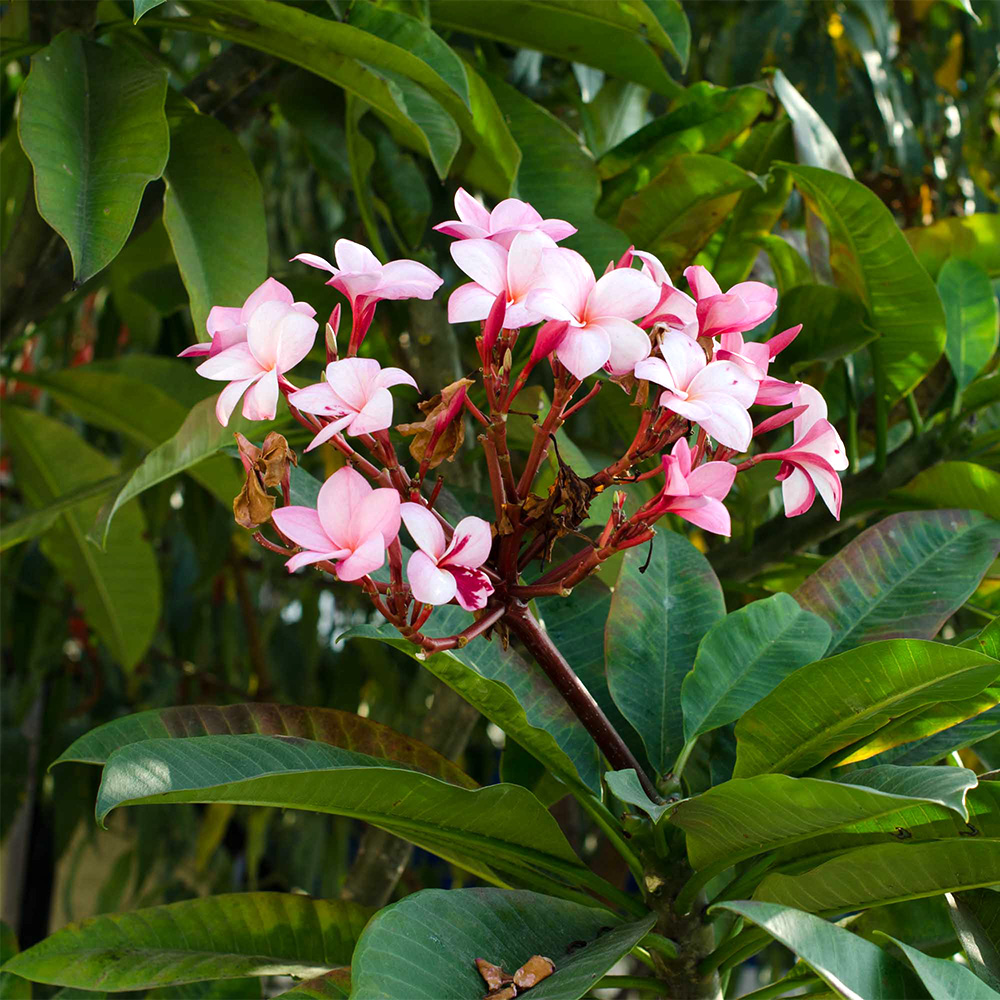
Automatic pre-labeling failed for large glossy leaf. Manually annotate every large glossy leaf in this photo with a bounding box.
[754,840,1000,913]
[847,897,958,958]
[780,163,947,399]
[350,888,656,1000]
[856,707,1000,767]
[3,407,160,671]
[900,463,1000,521]
[162,112,268,338]
[96,735,584,883]
[0,893,369,990]
[22,361,240,506]
[905,214,1000,281]
[616,154,756,274]
[938,258,999,396]
[606,529,725,775]
[178,0,517,193]
[879,934,1000,1000]
[673,765,976,872]
[345,609,601,793]
[733,639,1000,778]
[772,69,852,177]
[133,0,167,22]
[750,233,813,294]
[18,32,168,283]
[53,703,476,788]
[274,969,350,998]
[431,1,683,95]
[680,593,831,742]
[95,396,278,544]
[713,901,920,1000]
[485,72,627,274]
[793,510,1000,656]
[947,889,1000,991]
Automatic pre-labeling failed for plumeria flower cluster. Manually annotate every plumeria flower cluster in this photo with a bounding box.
[179,190,847,653]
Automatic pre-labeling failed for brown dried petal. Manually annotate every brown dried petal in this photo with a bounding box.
[397,377,474,469]
[485,987,518,1000]
[513,955,555,989]
[475,959,512,991]
[258,431,297,487]
[233,474,276,530]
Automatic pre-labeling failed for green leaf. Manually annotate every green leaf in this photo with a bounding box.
[94,396,274,544]
[681,593,831,742]
[905,214,1000,281]
[0,922,31,1000]
[18,32,169,283]
[772,69,851,177]
[749,234,814,294]
[672,765,977,872]
[712,901,920,1000]
[616,153,756,275]
[272,969,350,998]
[606,529,725,775]
[344,609,601,793]
[755,840,1000,913]
[162,112,268,338]
[484,72,627,274]
[599,85,768,218]
[771,284,877,373]
[3,407,160,671]
[0,893,369,990]
[179,0,517,194]
[866,706,1000,768]
[780,163,947,400]
[846,897,958,958]
[53,703,476,789]
[133,0,167,22]
[0,129,33,256]
[733,639,1000,778]
[938,258,999,396]
[430,1,682,96]
[96,735,584,884]
[605,769,671,823]
[879,934,999,1000]
[947,889,1000,991]
[350,888,656,1000]
[900,463,1000,522]
[942,0,982,22]
[793,510,1000,656]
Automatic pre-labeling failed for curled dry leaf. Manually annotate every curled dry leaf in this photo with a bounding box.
[397,377,474,469]
[475,958,513,991]
[513,955,555,989]
[233,431,297,529]
[475,954,555,999]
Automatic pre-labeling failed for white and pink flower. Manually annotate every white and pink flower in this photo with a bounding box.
[524,247,660,379]
[634,330,758,451]
[272,467,401,579]
[434,188,576,248]
[288,358,417,452]
[716,324,802,406]
[400,504,494,611]
[648,438,737,536]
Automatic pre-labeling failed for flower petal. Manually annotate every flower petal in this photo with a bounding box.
[334,239,382,274]
[400,502,447,561]
[272,506,333,552]
[634,355,677,391]
[632,250,671,286]
[406,550,457,605]
[274,309,319,373]
[587,268,660,322]
[454,187,491,229]
[242,367,279,421]
[684,265,722,299]
[353,487,402,546]
[348,387,394,435]
[288,381,344,416]
[669,495,732,536]
[433,221,489,241]
[215,378,254,426]
[443,516,493,568]
[317,466,371,547]
[688,360,759,409]
[727,281,778,327]
[448,282,498,324]
[303,415,353,452]
[686,460,737,501]
[597,316,652,374]
[693,392,754,451]
[197,342,263,381]
[451,567,495,611]
[207,306,244,335]
[555,323,611,380]
[780,465,816,518]
[240,277,294,321]
[450,239,507,295]
[536,219,577,243]
[535,247,594,321]
[291,252,337,274]
[325,357,380,411]
[374,366,418,391]
[286,549,342,573]
[506,230,556,302]
[656,330,706,390]
[178,342,211,358]
[336,532,387,582]
[377,259,443,300]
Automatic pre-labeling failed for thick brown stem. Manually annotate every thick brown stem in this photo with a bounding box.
[504,602,660,802]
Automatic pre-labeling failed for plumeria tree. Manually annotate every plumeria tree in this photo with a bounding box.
[3,2,999,999]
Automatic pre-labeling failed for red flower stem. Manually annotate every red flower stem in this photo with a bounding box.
[417,602,507,652]
[516,374,580,497]
[252,531,293,556]
[561,380,602,419]
[505,602,661,802]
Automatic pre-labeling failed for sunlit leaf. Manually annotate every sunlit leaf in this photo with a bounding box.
[938,257,999,396]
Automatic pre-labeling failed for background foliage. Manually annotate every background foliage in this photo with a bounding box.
[1,0,998,997]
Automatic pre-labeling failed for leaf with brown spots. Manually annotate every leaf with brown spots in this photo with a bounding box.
[51,704,477,788]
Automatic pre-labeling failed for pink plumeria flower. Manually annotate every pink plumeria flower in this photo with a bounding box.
[293,240,442,310]
[685,265,778,339]
[179,278,316,361]
[400,504,494,611]
[716,324,802,405]
[630,251,699,337]
[288,358,417,452]
[448,230,555,328]
[271,466,401,579]
[524,247,660,379]
[648,438,737,536]
[433,188,576,248]
[757,385,849,519]
[634,330,758,451]
[195,293,319,426]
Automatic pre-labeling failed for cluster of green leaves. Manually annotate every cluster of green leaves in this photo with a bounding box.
[2,0,999,997]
